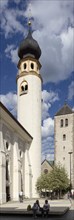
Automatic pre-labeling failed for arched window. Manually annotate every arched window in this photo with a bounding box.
[25,84,28,91]
[65,118,68,126]
[63,134,66,141]
[31,63,34,69]
[24,63,27,70]
[20,80,28,95]
[21,85,24,92]
[60,119,63,127]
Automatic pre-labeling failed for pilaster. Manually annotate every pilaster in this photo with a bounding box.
[24,142,32,198]
[12,134,19,201]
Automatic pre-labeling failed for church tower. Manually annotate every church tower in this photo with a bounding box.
[17,23,42,197]
[54,103,74,189]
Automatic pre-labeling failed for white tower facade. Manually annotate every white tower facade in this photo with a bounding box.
[17,28,42,197]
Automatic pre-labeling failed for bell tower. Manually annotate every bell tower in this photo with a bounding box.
[17,22,42,197]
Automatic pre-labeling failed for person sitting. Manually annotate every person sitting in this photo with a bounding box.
[32,200,40,218]
[42,199,50,217]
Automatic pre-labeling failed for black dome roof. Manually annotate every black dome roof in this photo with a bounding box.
[18,30,41,60]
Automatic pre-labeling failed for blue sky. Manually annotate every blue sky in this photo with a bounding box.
[0,0,74,161]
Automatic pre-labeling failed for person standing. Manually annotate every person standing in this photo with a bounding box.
[19,190,23,202]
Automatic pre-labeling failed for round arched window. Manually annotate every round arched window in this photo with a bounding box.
[24,63,27,69]
[31,63,34,69]
[20,80,28,95]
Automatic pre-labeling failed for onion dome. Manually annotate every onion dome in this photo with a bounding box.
[18,28,41,60]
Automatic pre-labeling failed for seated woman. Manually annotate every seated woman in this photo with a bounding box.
[32,200,40,218]
[42,199,50,217]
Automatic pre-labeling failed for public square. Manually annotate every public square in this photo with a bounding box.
[0,198,74,220]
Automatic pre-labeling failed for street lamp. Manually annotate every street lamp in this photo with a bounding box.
[68,151,73,191]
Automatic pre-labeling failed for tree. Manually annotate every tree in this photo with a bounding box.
[48,165,69,198]
[36,173,50,195]
[36,165,69,198]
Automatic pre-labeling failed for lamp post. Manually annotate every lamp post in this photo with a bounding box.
[68,151,73,191]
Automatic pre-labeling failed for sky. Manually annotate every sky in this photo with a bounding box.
[0,0,74,162]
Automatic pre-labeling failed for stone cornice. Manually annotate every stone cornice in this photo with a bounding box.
[16,71,43,83]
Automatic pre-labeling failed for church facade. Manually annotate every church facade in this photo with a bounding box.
[0,102,33,204]
[54,103,74,189]
[0,24,42,204]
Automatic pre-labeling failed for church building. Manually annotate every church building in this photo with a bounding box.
[0,23,42,204]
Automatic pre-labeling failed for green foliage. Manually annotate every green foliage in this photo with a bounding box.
[36,173,50,193]
[36,165,69,194]
[49,165,69,191]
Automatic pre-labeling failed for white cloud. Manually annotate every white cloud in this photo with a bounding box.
[5,45,18,64]
[42,90,59,120]
[1,0,74,84]
[41,116,54,161]
[0,0,8,9]
[42,102,51,121]
[68,81,74,100]
[41,89,59,161]
[0,2,26,37]
[60,27,74,77]
[42,117,54,139]
[0,92,17,117]
[42,90,59,103]
[30,0,74,83]
[42,136,54,162]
